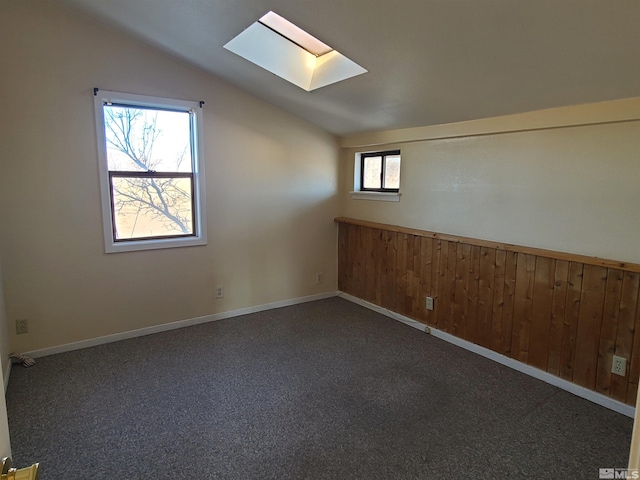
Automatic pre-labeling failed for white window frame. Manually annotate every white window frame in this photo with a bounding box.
[351,150,401,202]
[93,90,207,253]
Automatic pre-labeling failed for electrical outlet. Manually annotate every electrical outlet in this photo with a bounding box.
[215,285,224,299]
[316,272,323,284]
[426,297,434,311]
[612,355,627,376]
[16,319,28,335]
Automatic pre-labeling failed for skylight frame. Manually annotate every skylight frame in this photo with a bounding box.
[258,11,333,57]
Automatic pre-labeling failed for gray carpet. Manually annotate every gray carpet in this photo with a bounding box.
[5,297,633,479]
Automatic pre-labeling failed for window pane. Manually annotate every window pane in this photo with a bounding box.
[103,105,192,173]
[363,156,382,189]
[111,176,193,240]
[384,155,401,189]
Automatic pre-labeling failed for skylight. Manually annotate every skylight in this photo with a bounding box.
[224,11,367,92]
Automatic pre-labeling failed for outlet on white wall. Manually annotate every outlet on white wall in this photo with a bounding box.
[215,285,224,299]
[16,319,28,335]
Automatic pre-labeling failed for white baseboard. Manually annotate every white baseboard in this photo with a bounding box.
[24,291,339,359]
[338,292,636,418]
[340,293,430,333]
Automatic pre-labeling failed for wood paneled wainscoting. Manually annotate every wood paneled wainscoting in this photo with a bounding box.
[336,217,640,407]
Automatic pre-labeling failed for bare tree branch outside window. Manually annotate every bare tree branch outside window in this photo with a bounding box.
[103,105,194,239]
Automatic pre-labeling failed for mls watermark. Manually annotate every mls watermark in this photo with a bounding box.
[600,468,640,479]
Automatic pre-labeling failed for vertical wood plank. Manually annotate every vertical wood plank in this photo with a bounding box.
[512,253,536,363]
[405,234,415,273]
[406,235,421,319]
[353,225,365,299]
[476,247,496,348]
[501,251,518,356]
[344,224,353,295]
[594,269,623,396]
[437,241,451,330]
[415,236,428,323]
[490,250,506,352]
[373,228,384,306]
[547,260,569,376]
[395,233,408,317]
[363,227,376,304]
[413,235,424,320]
[422,237,434,325]
[382,231,398,312]
[465,246,481,343]
[612,272,639,402]
[573,265,607,389]
[405,234,415,315]
[430,240,442,328]
[560,262,584,381]
[442,242,457,333]
[455,244,471,339]
[626,280,640,404]
[337,223,347,292]
[378,230,389,310]
[529,257,555,370]
[456,244,471,338]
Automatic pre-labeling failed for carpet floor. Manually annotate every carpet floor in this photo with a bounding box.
[5,297,634,479]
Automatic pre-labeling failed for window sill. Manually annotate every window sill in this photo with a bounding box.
[105,235,207,254]
[350,191,401,202]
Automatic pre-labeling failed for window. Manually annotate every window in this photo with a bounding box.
[94,90,206,253]
[352,150,401,201]
[360,150,401,192]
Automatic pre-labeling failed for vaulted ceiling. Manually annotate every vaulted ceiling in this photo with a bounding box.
[52,0,640,136]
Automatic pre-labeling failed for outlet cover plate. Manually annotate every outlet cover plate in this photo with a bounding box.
[426,297,434,311]
[612,355,627,376]
[16,319,28,335]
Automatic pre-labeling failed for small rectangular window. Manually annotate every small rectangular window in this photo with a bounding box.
[94,90,207,253]
[360,150,401,192]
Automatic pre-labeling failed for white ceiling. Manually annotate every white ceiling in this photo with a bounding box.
[53,0,640,136]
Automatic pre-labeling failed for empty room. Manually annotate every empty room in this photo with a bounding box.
[1,0,640,478]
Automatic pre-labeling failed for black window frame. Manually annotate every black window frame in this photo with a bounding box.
[360,150,401,193]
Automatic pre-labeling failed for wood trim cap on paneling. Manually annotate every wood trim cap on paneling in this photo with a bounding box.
[334,217,640,274]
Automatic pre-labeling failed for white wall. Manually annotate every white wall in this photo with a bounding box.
[340,101,640,264]
[0,0,339,353]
